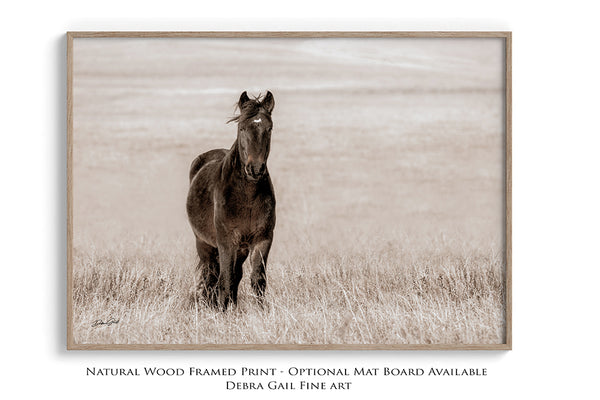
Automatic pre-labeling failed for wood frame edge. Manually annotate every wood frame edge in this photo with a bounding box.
[66,31,512,38]
[66,31,74,351]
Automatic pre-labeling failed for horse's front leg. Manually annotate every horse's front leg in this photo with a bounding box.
[195,239,219,308]
[216,241,237,310]
[249,238,272,306]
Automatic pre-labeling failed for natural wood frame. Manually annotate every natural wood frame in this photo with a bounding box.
[67,31,512,350]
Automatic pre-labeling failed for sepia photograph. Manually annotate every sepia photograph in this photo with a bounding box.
[67,32,511,349]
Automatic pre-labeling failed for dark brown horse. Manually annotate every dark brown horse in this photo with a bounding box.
[186,91,276,310]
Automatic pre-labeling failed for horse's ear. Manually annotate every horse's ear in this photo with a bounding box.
[262,91,275,113]
[238,91,250,108]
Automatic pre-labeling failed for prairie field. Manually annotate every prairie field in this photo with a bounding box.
[72,38,506,345]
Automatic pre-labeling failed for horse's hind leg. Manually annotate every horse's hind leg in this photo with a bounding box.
[249,239,272,307]
[195,239,219,308]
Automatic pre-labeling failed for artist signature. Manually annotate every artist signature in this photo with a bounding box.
[91,316,120,327]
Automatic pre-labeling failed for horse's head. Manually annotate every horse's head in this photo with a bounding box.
[232,91,275,181]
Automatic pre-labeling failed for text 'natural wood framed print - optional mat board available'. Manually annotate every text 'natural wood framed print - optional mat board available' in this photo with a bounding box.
[67,31,511,350]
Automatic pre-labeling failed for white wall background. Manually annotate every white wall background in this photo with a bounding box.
[1,1,598,398]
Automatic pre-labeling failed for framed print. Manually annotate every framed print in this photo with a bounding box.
[67,31,511,350]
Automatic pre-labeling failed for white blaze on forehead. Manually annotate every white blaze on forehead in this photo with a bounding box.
[253,118,262,123]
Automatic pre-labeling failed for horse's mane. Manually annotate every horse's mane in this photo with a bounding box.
[227,94,270,124]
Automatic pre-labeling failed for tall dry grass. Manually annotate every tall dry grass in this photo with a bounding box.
[73,233,504,344]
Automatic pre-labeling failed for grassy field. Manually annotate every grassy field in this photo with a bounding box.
[72,38,506,345]
[73,234,504,344]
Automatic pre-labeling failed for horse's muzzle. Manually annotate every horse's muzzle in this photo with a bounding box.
[245,163,266,180]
